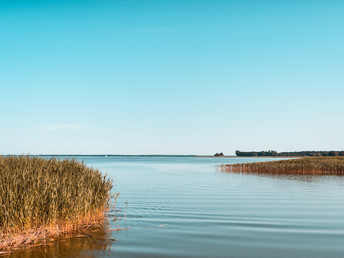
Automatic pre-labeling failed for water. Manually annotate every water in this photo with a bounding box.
[11,156,344,257]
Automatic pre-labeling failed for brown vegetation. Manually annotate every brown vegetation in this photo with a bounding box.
[220,157,344,175]
[0,156,113,252]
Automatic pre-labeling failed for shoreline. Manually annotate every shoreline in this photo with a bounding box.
[0,213,106,253]
[193,156,295,158]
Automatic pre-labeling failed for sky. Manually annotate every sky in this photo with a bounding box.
[1,0,344,155]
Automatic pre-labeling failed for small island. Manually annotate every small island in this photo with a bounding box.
[0,156,113,253]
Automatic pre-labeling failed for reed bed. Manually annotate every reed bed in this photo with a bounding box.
[0,155,113,252]
[220,157,344,175]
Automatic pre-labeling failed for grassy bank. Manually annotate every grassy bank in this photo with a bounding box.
[220,157,344,175]
[0,156,113,252]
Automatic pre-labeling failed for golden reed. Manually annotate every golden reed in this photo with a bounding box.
[0,156,113,252]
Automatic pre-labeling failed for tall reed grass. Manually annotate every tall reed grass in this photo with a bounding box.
[0,156,113,251]
[220,157,344,175]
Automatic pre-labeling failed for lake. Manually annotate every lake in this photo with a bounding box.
[12,156,344,257]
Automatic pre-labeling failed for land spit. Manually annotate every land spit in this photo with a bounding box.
[219,157,344,175]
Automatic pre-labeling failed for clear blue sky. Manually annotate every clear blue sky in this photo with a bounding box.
[1,0,344,155]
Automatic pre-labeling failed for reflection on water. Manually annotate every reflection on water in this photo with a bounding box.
[11,156,344,258]
[9,225,113,258]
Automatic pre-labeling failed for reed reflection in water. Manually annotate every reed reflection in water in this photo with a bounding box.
[9,224,113,258]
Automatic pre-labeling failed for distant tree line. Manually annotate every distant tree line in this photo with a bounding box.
[235,150,278,157]
[235,150,344,157]
[278,151,344,157]
[214,152,224,157]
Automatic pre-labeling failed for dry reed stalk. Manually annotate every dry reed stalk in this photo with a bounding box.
[106,228,130,232]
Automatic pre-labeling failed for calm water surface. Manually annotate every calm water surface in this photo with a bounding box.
[12,156,344,257]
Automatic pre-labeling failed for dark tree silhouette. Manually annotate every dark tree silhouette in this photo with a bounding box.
[235,150,344,157]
